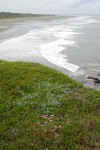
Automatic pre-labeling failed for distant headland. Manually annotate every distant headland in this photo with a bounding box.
[0,12,53,19]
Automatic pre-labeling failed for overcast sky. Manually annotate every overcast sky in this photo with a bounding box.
[0,0,100,14]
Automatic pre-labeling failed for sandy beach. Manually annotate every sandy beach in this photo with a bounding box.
[0,15,67,32]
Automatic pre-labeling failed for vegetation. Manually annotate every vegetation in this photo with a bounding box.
[0,12,47,19]
[0,60,100,150]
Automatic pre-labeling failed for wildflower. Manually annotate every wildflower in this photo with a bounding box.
[44,129,46,131]
[41,124,44,127]
[50,115,54,117]
[37,122,40,125]
[52,129,55,132]
[56,134,59,137]
[41,115,45,118]
[43,116,48,119]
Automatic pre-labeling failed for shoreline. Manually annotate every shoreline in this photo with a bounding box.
[1,59,100,91]
[0,15,68,42]
[0,16,99,91]
[0,15,67,23]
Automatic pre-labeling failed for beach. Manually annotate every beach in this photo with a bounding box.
[0,15,100,90]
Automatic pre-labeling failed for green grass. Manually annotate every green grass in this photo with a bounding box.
[0,60,100,150]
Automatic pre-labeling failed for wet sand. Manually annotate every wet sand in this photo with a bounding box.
[0,15,67,32]
[0,15,68,43]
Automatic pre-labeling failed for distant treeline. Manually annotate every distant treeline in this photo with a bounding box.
[0,12,46,19]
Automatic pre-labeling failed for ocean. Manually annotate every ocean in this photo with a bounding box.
[0,15,100,90]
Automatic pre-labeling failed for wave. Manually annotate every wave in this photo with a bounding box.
[0,32,41,61]
[41,39,79,72]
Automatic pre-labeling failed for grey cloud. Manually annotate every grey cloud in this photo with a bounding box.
[0,0,100,14]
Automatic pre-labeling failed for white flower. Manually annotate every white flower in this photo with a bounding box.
[41,124,44,127]
[50,115,54,117]
[37,122,40,125]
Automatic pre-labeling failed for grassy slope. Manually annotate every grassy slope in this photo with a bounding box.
[0,60,100,150]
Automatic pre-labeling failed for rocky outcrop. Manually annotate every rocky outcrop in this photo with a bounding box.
[87,76,100,84]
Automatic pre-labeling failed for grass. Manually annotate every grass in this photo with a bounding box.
[0,60,100,150]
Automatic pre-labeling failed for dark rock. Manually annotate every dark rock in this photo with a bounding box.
[87,76,98,80]
[87,76,100,84]
[93,80,100,84]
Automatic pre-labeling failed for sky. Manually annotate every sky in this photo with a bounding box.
[0,0,100,14]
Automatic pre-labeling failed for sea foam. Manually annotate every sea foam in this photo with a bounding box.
[41,39,79,72]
